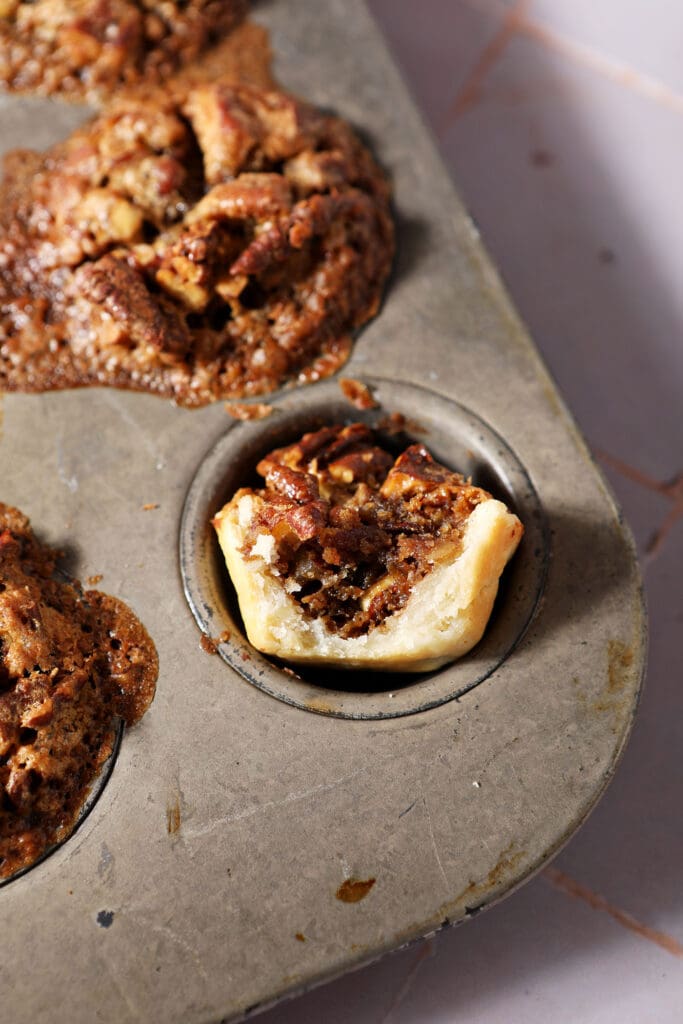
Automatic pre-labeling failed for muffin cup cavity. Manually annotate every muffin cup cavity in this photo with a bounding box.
[180,377,549,719]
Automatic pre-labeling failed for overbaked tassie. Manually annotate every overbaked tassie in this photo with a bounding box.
[0,0,247,100]
[0,504,157,879]
[0,78,393,406]
[213,424,524,672]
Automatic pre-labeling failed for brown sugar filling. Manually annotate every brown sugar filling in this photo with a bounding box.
[0,504,157,879]
[0,0,248,101]
[240,424,490,639]
[0,72,393,406]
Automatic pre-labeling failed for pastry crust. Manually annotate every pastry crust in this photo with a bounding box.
[0,77,393,406]
[0,0,248,102]
[213,425,523,672]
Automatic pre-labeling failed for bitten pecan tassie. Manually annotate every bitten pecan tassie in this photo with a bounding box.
[0,0,248,101]
[213,424,524,671]
[0,80,393,406]
[0,504,157,879]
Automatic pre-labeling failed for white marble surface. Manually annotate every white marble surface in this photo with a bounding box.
[258,1,683,1021]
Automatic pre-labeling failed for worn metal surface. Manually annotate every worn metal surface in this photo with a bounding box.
[0,2,645,1022]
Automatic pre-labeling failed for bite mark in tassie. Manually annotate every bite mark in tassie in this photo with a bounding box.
[213,424,523,671]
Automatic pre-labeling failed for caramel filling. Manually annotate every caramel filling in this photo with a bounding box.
[241,424,489,638]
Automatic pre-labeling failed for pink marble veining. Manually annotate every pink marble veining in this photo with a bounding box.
[260,3,683,1021]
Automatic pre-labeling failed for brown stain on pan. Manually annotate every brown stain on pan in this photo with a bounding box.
[336,877,376,903]
[306,697,339,715]
[607,639,634,693]
[571,640,637,730]
[592,640,635,724]
[166,795,182,836]
[449,843,525,912]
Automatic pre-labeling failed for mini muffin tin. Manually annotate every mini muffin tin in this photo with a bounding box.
[0,2,645,1022]
[181,377,548,720]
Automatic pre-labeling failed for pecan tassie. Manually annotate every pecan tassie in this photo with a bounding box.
[0,504,157,879]
[0,0,248,101]
[213,425,524,671]
[0,80,394,406]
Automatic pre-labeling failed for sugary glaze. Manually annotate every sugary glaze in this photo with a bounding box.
[0,504,157,879]
[0,72,393,406]
[0,0,248,101]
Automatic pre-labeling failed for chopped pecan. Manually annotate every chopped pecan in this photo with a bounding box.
[0,78,393,406]
[241,425,491,638]
[0,502,157,878]
[74,254,190,355]
[0,0,248,101]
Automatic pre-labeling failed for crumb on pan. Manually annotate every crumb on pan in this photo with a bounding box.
[199,628,232,654]
[200,633,218,655]
[339,377,378,410]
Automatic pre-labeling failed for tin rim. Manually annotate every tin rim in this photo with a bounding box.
[179,377,549,719]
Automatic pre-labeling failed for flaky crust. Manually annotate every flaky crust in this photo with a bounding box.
[0,78,393,406]
[0,0,248,102]
[213,425,523,672]
[215,495,523,671]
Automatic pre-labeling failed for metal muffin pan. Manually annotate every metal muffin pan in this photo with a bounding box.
[0,1,645,1022]
[180,377,548,719]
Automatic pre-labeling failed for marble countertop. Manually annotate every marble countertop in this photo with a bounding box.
[259,2,683,1021]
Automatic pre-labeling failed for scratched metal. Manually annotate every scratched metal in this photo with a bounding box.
[0,2,646,1022]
